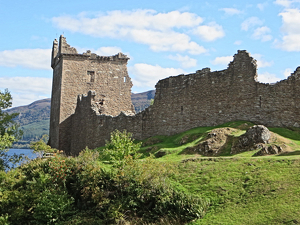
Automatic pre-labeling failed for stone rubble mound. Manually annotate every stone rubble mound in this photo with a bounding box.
[231,125,271,154]
[254,145,283,156]
[182,125,286,156]
[184,128,234,156]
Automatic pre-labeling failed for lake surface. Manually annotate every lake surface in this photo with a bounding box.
[7,149,38,159]
[6,149,39,169]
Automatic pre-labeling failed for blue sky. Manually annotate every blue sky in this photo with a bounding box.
[1,0,300,107]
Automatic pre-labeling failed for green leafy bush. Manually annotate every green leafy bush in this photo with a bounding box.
[0,134,209,224]
[33,189,74,224]
[112,156,210,222]
[30,134,57,156]
[99,130,141,167]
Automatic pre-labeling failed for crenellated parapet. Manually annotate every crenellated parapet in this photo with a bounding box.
[51,35,129,69]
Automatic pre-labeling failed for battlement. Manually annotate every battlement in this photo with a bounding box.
[51,35,129,68]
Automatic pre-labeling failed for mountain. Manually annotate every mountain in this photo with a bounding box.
[8,91,155,148]
[131,90,155,113]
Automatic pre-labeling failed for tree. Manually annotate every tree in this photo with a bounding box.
[0,89,23,170]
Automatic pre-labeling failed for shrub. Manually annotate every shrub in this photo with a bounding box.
[111,156,210,222]
[32,189,74,224]
[0,146,209,224]
[99,130,141,167]
[30,135,57,156]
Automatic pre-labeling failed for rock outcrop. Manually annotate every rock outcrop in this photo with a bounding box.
[184,128,234,156]
[231,125,271,154]
[254,145,284,156]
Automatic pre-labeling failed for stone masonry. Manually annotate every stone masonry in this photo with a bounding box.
[49,36,300,155]
[49,35,135,153]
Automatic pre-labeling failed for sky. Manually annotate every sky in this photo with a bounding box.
[1,0,300,107]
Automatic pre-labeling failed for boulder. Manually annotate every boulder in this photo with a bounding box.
[231,125,271,154]
[254,145,283,156]
[183,128,234,156]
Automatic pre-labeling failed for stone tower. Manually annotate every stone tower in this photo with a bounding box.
[49,35,135,153]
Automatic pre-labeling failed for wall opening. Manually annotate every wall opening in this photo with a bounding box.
[87,71,95,82]
[124,76,126,82]
[259,96,262,108]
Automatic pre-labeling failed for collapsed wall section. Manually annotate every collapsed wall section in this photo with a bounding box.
[68,50,300,154]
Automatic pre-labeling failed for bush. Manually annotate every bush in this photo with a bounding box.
[30,135,57,156]
[99,130,141,167]
[33,189,74,224]
[112,156,210,222]
[0,146,209,224]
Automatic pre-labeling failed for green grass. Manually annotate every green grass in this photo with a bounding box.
[139,121,300,160]
[137,121,300,224]
[177,158,300,225]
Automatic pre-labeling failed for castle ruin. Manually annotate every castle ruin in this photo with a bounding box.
[49,36,300,155]
[49,35,135,152]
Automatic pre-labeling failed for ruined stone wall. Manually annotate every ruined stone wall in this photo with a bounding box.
[68,50,300,154]
[49,35,135,153]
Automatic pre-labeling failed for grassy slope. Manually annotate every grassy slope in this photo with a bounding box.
[138,121,300,224]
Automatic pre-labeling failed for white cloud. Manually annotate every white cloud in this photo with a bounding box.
[168,54,197,68]
[0,49,51,70]
[252,26,273,42]
[193,22,225,42]
[284,68,293,77]
[211,56,233,65]
[277,34,300,51]
[52,10,209,54]
[0,77,52,107]
[274,0,292,7]
[129,63,185,88]
[252,54,273,68]
[274,0,300,7]
[94,47,123,56]
[257,3,268,11]
[241,17,263,31]
[53,10,203,33]
[277,9,300,51]
[130,29,207,54]
[257,72,282,83]
[211,54,272,68]
[234,40,242,45]
[257,60,273,68]
[220,8,243,15]
[280,9,300,33]
[77,46,123,56]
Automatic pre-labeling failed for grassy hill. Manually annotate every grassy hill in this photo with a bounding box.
[135,121,300,224]
[8,91,155,148]
[2,121,300,224]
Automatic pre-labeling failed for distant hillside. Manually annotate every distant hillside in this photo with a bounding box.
[132,90,155,113]
[9,91,155,148]
[7,98,51,126]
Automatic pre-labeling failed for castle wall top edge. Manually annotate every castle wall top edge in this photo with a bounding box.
[154,49,299,88]
[155,49,256,87]
[52,35,129,67]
